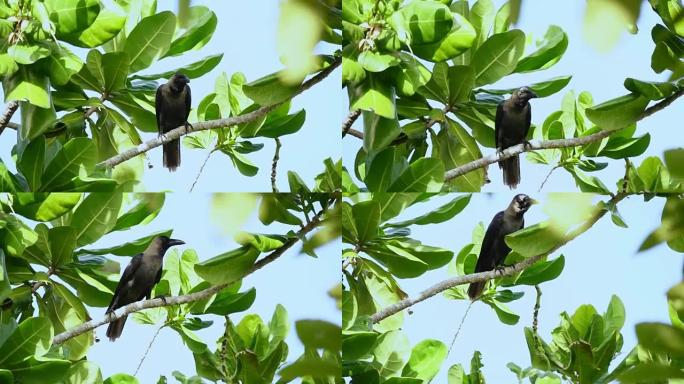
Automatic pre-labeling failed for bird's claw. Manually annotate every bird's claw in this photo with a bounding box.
[155,295,168,305]
[495,265,510,276]
[184,121,193,134]
[522,140,533,150]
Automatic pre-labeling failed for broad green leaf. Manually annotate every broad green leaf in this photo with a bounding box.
[636,322,684,357]
[388,158,444,192]
[515,255,565,285]
[101,52,130,93]
[124,12,176,73]
[295,320,340,351]
[358,51,401,73]
[77,230,173,256]
[0,317,52,366]
[23,224,77,269]
[240,110,305,138]
[343,331,378,360]
[204,287,256,316]
[619,363,684,382]
[40,138,97,191]
[505,222,564,257]
[61,6,126,48]
[194,246,260,285]
[64,361,103,384]
[483,298,520,324]
[9,358,71,384]
[277,0,322,84]
[17,136,45,191]
[365,147,408,192]
[352,74,396,119]
[0,250,9,304]
[470,0,496,49]
[362,112,401,152]
[394,53,431,96]
[411,13,477,62]
[112,194,165,231]
[352,200,381,243]
[45,0,99,36]
[585,93,649,131]
[472,29,525,86]
[438,118,485,191]
[4,66,50,108]
[162,6,217,58]
[515,25,568,73]
[481,75,572,98]
[401,339,447,381]
[234,233,288,252]
[665,148,684,179]
[104,373,140,384]
[624,78,676,100]
[69,193,123,247]
[0,214,38,258]
[130,53,223,81]
[386,194,471,227]
[388,1,454,44]
[372,330,410,378]
[597,133,651,159]
[258,195,302,226]
[8,44,50,65]
[364,242,429,279]
[242,72,299,106]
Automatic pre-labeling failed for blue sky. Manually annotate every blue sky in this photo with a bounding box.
[385,193,681,382]
[342,0,684,192]
[82,193,340,382]
[0,1,341,192]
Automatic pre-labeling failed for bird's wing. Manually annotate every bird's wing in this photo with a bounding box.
[524,103,531,139]
[184,85,192,122]
[155,86,163,135]
[106,254,142,313]
[495,102,504,149]
[474,211,504,273]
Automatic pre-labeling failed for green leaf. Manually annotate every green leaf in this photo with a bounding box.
[112,194,165,231]
[13,193,80,222]
[386,194,471,227]
[64,361,103,384]
[515,255,565,285]
[8,44,50,65]
[0,317,52,366]
[585,93,649,131]
[394,53,431,96]
[505,222,564,257]
[194,246,260,285]
[130,53,223,81]
[104,373,140,384]
[224,149,259,177]
[365,147,408,191]
[636,322,684,357]
[362,112,401,152]
[296,320,340,351]
[401,339,447,381]
[388,1,454,44]
[44,0,100,36]
[234,232,288,252]
[24,224,77,269]
[204,287,256,316]
[242,72,299,106]
[515,25,568,73]
[240,110,305,138]
[101,52,130,93]
[411,13,477,62]
[665,148,684,180]
[624,78,676,100]
[0,250,10,304]
[481,75,572,98]
[61,6,126,48]
[343,331,378,360]
[4,65,50,108]
[372,330,410,378]
[388,158,444,192]
[438,118,486,191]
[17,137,45,190]
[483,298,520,324]
[364,242,429,278]
[619,363,684,382]
[258,195,302,226]
[40,138,97,191]
[78,230,173,256]
[597,133,651,159]
[162,6,217,58]
[358,51,400,73]
[124,11,176,73]
[352,74,396,119]
[69,193,123,247]
[472,29,525,86]
[352,200,381,243]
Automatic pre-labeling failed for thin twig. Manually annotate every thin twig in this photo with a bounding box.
[447,300,473,357]
[538,164,561,192]
[444,89,683,182]
[84,93,109,119]
[271,138,281,193]
[533,285,542,334]
[134,325,163,376]
[346,128,364,139]
[189,149,215,192]
[97,57,340,169]
[341,110,361,138]
[52,204,331,345]
[621,158,632,194]
[369,193,627,323]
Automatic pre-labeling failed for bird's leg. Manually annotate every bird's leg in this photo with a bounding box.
[522,140,533,150]
[184,121,193,134]
[494,264,511,276]
[154,295,168,305]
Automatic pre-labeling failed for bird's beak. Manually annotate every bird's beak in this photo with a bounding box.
[529,198,540,205]
[168,239,185,247]
[529,90,538,99]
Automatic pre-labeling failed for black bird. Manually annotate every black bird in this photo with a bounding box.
[156,73,191,171]
[495,87,538,188]
[468,194,537,300]
[105,236,185,341]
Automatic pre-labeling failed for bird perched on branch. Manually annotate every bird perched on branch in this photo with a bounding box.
[156,73,192,171]
[495,87,538,188]
[105,236,185,341]
[468,194,538,300]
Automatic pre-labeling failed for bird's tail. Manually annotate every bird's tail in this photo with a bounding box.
[106,314,128,341]
[468,281,486,300]
[163,139,181,171]
[500,154,520,189]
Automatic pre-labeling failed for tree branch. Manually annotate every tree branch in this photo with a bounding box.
[368,194,627,323]
[52,203,331,345]
[0,101,19,137]
[444,89,684,182]
[341,109,361,138]
[97,57,341,169]
[271,138,281,193]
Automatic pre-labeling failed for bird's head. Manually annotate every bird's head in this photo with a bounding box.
[513,87,538,105]
[510,194,538,215]
[155,236,186,252]
[169,73,190,92]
